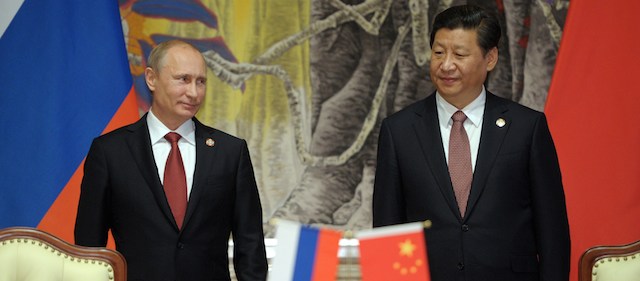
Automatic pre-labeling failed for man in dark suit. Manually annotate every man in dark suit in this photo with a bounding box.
[75,40,267,281]
[373,5,570,281]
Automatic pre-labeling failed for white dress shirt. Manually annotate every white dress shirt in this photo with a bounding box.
[436,87,486,171]
[147,110,196,199]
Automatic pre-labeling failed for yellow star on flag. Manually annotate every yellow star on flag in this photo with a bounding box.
[398,239,416,257]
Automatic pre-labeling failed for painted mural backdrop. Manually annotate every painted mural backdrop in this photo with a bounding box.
[119,0,569,235]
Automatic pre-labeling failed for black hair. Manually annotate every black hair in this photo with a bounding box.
[430,5,501,55]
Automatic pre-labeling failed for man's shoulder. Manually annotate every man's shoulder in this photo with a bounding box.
[93,117,145,142]
[488,92,545,118]
[384,95,433,123]
[194,119,246,146]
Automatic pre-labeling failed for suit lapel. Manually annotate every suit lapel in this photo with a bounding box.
[182,118,218,228]
[465,93,510,221]
[412,95,462,219]
[125,115,178,229]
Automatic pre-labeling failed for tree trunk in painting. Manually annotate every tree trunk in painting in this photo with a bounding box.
[268,0,568,232]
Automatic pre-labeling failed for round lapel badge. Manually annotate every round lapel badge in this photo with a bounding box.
[205,138,215,147]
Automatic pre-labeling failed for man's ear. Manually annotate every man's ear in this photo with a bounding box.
[486,47,498,71]
[144,67,157,92]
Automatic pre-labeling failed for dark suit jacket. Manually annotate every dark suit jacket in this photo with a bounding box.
[373,92,570,281]
[75,115,267,281]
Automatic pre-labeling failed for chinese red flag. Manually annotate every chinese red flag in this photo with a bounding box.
[357,222,430,281]
[545,1,640,281]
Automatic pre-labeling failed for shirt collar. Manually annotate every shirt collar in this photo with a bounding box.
[147,109,196,146]
[436,86,486,128]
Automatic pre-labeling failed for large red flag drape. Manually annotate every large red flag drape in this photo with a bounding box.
[545,1,640,280]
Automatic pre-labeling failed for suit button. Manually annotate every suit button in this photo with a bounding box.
[177,243,185,249]
[461,224,469,232]
[457,262,464,270]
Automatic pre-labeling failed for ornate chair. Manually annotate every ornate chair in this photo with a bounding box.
[579,239,640,281]
[0,227,126,281]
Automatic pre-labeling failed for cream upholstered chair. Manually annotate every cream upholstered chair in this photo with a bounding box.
[579,239,640,281]
[0,227,126,281]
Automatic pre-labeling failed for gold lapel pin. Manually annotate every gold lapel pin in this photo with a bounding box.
[496,118,506,128]
[205,138,215,147]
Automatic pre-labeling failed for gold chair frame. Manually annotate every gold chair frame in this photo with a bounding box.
[0,227,126,281]
[579,239,640,281]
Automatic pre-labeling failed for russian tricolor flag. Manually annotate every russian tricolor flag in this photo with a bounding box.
[269,220,342,281]
[0,0,138,242]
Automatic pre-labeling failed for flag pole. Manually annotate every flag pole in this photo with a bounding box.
[423,219,432,229]
[343,229,355,281]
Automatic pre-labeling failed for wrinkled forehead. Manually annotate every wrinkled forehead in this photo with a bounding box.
[158,45,206,73]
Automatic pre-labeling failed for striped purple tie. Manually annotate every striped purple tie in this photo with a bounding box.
[449,111,472,218]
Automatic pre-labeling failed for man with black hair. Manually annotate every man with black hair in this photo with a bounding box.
[373,5,570,281]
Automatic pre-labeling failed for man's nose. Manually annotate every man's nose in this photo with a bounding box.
[186,82,198,97]
[441,54,455,71]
